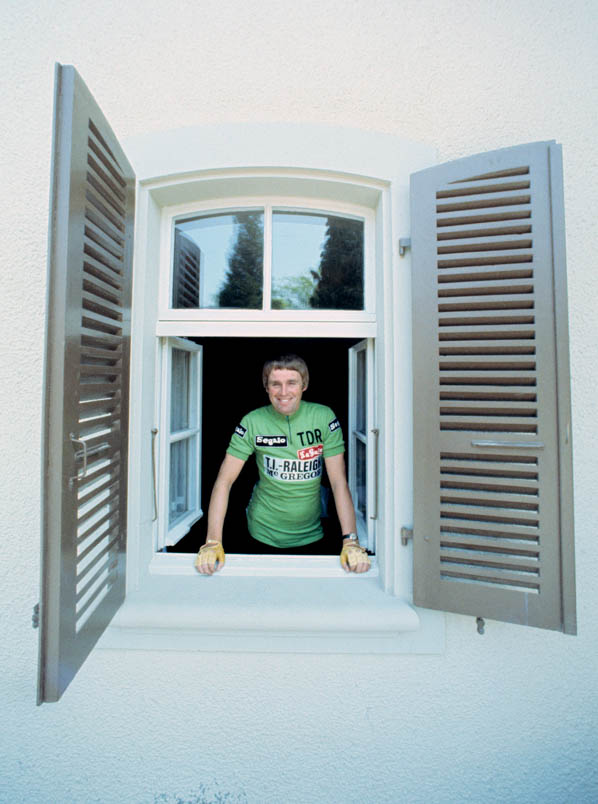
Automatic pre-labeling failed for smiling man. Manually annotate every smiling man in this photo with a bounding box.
[195,354,371,575]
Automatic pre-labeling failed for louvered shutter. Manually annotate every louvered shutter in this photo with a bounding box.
[38,65,135,702]
[410,141,575,633]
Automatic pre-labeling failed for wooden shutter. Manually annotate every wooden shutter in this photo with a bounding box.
[411,141,575,633]
[38,64,135,702]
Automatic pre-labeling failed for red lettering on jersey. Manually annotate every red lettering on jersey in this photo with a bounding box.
[297,444,323,460]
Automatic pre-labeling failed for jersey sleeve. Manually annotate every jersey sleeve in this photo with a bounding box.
[226,413,254,461]
[322,407,345,458]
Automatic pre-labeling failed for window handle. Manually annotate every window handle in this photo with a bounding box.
[151,428,159,522]
[370,427,380,520]
[69,433,88,488]
[471,440,545,449]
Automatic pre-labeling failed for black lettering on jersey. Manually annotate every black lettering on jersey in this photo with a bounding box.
[235,424,247,438]
[328,418,341,433]
[297,428,323,446]
[255,434,288,448]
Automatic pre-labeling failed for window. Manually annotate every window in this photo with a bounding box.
[38,64,575,704]
[156,338,203,549]
[171,208,365,312]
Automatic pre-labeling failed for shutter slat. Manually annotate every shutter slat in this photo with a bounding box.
[38,64,134,703]
[83,252,123,288]
[82,289,123,320]
[86,184,125,236]
[411,140,575,633]
[83,239,124,278]
[85,203,125,250]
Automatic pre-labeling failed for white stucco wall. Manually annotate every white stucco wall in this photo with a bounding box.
[1,1,597,802]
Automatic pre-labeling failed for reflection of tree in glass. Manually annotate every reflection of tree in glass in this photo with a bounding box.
[272,273,318,309]
[310,217,364,310]
[218,212,263,308]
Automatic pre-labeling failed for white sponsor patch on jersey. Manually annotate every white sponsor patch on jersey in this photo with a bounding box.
[262,454,323,482]
[256,434,288,447]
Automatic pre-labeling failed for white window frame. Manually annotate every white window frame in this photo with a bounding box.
[156,337,203,550]
[132,168,396,584]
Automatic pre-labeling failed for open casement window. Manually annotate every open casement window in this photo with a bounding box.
[156,338,203,549]
[38,64,135,703]
[410,141,576,633]
[348,339,376,553]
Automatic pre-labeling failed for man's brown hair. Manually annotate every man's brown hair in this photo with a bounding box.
[262,354,309,390]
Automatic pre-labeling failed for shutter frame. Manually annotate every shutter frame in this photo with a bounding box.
[410,141,576,633]
[38,64,135,703]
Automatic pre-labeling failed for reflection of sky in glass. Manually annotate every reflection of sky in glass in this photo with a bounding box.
[175,213,261,307]
[272,212,327,279]
[173,209,362,310]
[272,212,327,309]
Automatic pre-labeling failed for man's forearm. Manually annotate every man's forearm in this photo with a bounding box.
[330,481,357,538]
[206,479,232,543]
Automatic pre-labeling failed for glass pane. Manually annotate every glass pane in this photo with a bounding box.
[355,439,367,518]
[356,348,366,434]
[170,349,189,432]
[169,440,188,526]
[173,211,263,308]
[169,438,197,527]
[271,211,364,310]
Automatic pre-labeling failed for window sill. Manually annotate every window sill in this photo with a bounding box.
[149,552,380,578]
[97,570,445,654]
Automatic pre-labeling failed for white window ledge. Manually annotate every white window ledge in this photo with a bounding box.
[97,570,445,654]
[149,552,380,577]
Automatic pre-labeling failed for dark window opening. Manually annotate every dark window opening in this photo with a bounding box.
[167,336,361,554]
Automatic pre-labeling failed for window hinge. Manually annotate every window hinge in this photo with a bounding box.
[476,617,485,635]
[401,526,413,546]
[399,237,411,257]
[32,603,40,629]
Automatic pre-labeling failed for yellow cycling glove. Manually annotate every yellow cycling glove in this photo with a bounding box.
[340,541,371,573]
[195,540,225,574]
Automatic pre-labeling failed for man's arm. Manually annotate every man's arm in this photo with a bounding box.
[195,453,245,575]
[324,453,370,573]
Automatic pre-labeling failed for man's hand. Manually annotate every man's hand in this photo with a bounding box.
[195,540,225,575]
[340,541,371,573]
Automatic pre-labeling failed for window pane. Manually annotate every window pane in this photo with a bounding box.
[271,211,364,310]
[169,438,197,527]
[356,348,366,434]
[173,211,263,309]
[170,348,189,432]
[355,439,367,518]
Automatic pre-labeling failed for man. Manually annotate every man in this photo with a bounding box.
[195,354,371,575]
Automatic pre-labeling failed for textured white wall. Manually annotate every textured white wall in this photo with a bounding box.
[1,1,597,802]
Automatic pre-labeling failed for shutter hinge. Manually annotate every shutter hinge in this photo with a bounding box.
[32,603,40,629]
[400,526,413,546]
[398,237,411,257]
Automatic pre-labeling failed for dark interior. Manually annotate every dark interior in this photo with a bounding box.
[167,336,361,554]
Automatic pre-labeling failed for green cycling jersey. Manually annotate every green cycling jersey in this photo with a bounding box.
[226,400,345,548]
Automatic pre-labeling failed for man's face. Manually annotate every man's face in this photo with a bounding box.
[266,368,306,416]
